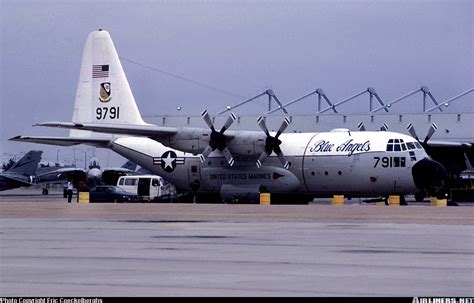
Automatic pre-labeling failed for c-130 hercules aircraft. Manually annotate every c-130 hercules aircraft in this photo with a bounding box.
[11,30,447,203]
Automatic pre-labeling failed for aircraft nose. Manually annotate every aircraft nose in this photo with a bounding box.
[412,158,447,196]
[88,168,102,181]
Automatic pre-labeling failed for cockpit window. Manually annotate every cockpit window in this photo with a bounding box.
[414,142,422,149]
[406,142,416,150]
[386,138,410,152]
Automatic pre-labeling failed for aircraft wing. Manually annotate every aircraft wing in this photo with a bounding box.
[101,167,144,185]
[425,140,473,176]
[9,135,113,147]
[427,140,472,148]
[36,168,87,185]
[103,167,141,174]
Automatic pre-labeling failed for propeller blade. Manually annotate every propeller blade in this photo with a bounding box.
[407,123,420,141]
[423,123,438,145]
[256,152,269,168]
[199,145,214,163]
[201,109,215,131]
[276,152,286,166]
[257,116,270,137]
[220,112,236,133]
[222,147,235,166]
[357,122,366,131]
[276,151,290,169]
[275,117,290,138]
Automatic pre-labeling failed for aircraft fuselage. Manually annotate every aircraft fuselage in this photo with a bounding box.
[109,130,427,199]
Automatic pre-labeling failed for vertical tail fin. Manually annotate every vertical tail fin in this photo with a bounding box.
[70,29,148,138]
[121,160,137,171]
[7,151,43,175]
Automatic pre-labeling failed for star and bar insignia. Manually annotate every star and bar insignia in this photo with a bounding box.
[153,151,185,172]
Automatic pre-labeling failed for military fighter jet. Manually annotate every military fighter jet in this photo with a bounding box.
[0,151,42,191]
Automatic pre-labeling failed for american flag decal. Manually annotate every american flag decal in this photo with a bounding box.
[92,65,109,78]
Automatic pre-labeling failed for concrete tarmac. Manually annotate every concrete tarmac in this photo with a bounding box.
[0,189,473,296]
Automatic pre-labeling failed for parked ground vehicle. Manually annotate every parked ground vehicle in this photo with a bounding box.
[117,175,176,201]
[449,169,474,201]
[89,185,138,203]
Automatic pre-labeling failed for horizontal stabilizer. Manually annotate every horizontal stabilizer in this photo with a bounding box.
[9,135,112,147]
[0,174,34,189]
[35,121,178,138]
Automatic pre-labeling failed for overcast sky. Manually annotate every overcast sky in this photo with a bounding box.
[1,0,472,167]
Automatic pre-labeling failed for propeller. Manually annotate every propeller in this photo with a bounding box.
[408,122,447,199]
[357,122,366,131]
[357,122,388,131]
[256,116,291,169]
[407,122,438,148]
[200,110,236,166]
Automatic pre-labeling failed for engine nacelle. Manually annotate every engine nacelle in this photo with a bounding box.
[169,130,266,158]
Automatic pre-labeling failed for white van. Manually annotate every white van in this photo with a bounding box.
[117,175,175,201]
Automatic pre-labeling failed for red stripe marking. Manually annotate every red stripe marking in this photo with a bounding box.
[301,133,319,192]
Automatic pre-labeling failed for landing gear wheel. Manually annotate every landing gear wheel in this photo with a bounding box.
[42,188,49,195]
[414,191,425,202]
[400,195,408,206]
